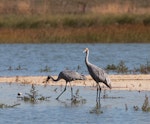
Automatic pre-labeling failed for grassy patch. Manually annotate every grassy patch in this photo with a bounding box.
[0,14,149,28]
[0,14,149,43]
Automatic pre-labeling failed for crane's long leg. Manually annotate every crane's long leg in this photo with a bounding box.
[96,85,98,102]
[69,82,73,99]
[98,84,101,102]
[96,83,101,103]
[56,83,67,100]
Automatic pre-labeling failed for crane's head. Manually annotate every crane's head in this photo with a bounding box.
[83,48,89,53]
[42,76,51,87]
[46,76,51,83]
[105,77,112,89]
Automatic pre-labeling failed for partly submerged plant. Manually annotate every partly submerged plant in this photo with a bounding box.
[17,84,51,103]
[89,102,103,114]
[40,65,51,72]
[117,61,128,74]
[0,103,20,109]
[142,95,150,112]
[7,65,27,71]
[133,105,139,111]
[71,89,86,105]
[135,61,150,74]
[105,64,117,71]
[105,60,128,74]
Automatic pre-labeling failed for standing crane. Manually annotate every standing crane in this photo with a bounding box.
[83,48,111,102]
[46,70,86,100]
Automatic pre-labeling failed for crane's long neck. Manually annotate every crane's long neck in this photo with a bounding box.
[50,76,60,82]
[85,50,90,66]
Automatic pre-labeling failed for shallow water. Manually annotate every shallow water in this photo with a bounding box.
[0,83,150,124]
[0,43,150,76]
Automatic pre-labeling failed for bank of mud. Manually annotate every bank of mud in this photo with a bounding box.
[0,74,150,91]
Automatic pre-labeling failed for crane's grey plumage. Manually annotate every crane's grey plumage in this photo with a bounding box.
[83,48,111,102]
[46,70,86,100]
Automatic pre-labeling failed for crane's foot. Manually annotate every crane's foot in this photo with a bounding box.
[56,97,59,100]
[96,97,101,103]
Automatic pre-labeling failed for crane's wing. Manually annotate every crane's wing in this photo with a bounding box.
[87,63,107,82]
[87,63,111,88]
[61,70,86,81]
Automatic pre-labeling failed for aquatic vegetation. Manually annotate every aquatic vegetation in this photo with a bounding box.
[105,60,128,74]
[133,95,150,112]
[133,105,140,111]
[8,66,13,71]
[89,102,103,114]
[105,64,117,71]
[106,60,150,74]
[142,95,150,112]
[76,65,81,72]
[53,88,57,92]
[0,103,20,109]
[17,84,51,103]
[8,65,27,71]
[56,88,86,107]
[71,89,86,105]
[40,65,51,72]
[102,89,124,99]
[134,61,150,74]
[125,104,128,111]
[117,61,128,74]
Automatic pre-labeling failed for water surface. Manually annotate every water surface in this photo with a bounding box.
[0,44,150,123]
[0,43,149,76]
[0,83,150,124]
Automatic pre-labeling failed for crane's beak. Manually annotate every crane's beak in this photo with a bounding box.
[108,84,112,89]
[83,48,88,53]
[83,49,86,53]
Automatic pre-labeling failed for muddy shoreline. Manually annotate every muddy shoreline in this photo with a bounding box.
[0,74,150,91]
